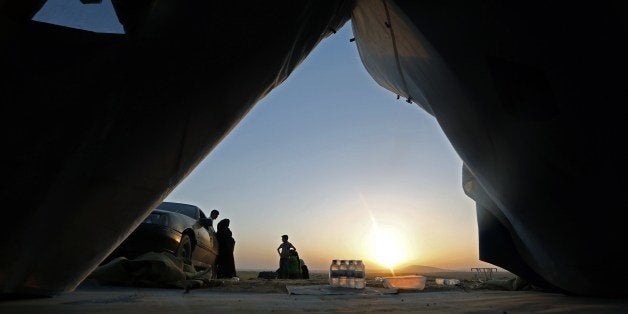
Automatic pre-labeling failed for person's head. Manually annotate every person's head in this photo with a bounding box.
[217,218,230,232]
[281,234,288,243]
[210,209,219,219]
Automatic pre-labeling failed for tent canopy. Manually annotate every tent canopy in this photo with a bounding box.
[1,0,625,297]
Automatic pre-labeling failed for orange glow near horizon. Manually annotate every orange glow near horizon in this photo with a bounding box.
[362,189,411,275]
[368,215,409,275]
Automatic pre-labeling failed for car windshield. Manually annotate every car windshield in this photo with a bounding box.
[156,202,199,219]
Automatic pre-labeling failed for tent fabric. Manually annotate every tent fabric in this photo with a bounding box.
[476,277,534,292]
[2,0,627,298]
[0,0,352,296]
[463,165,556,291]
[352,0,627,297]
[0,0,46,22]
[351,0,438,115]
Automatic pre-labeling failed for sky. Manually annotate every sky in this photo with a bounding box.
[35,0,497,272]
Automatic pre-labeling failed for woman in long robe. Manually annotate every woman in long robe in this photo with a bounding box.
[215,218,236,278]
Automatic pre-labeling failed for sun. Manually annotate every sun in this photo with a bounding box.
[369,219,408,273]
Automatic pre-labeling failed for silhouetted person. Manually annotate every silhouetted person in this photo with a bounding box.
[215,219,236,278]
[287,249,302,279]
[300,258,309,279]
[209,209,219,228]
[277,234,296,279]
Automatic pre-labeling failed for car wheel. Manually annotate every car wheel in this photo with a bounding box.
[176,234,193,263]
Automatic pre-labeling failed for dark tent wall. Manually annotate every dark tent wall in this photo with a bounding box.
[0,0,352,295]
[352,0,627,297]
[1,0,626,298]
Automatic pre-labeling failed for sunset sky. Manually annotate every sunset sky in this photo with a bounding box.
[36,0,498,272]
[164,25,493,272]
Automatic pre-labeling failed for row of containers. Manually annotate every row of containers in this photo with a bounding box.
[329,259,366,289]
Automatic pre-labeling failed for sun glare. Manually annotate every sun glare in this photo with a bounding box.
[369,218,408,274]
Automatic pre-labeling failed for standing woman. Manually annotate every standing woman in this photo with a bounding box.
[215,218,237,278]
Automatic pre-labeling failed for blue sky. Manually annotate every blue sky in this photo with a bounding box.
[34,0,493,271]
[164,24,481,270]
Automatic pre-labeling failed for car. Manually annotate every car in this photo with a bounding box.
[102,202,219,274]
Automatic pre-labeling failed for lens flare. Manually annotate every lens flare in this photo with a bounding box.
[359,191,409,275]
[368,214,408,275]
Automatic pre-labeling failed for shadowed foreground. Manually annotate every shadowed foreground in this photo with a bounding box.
[1,286,625,313]
[2,272,625,313]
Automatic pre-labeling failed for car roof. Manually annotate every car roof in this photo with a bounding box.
[156,201,201,219]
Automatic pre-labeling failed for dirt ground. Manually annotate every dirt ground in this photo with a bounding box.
[202,270,515,294]
[1,271,626,313]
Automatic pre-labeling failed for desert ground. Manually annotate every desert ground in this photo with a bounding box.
[1,270,626,313]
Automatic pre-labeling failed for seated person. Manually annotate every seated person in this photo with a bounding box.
[277,234,296,279]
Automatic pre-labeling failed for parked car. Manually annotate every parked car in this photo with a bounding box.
[102,202,218,274]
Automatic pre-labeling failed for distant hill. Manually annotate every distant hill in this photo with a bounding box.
[397,265,452,274]
[366,264,452,274]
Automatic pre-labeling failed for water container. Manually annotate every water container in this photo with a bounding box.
[347,260,356,288]
[338,260,348,288]
[355,260,366,289]
[446,279,460,285]
[329,260,339,287]
[435,278,460,286]
[382,275,426,290]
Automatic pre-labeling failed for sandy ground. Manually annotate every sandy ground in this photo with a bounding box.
[2,271,626,313]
